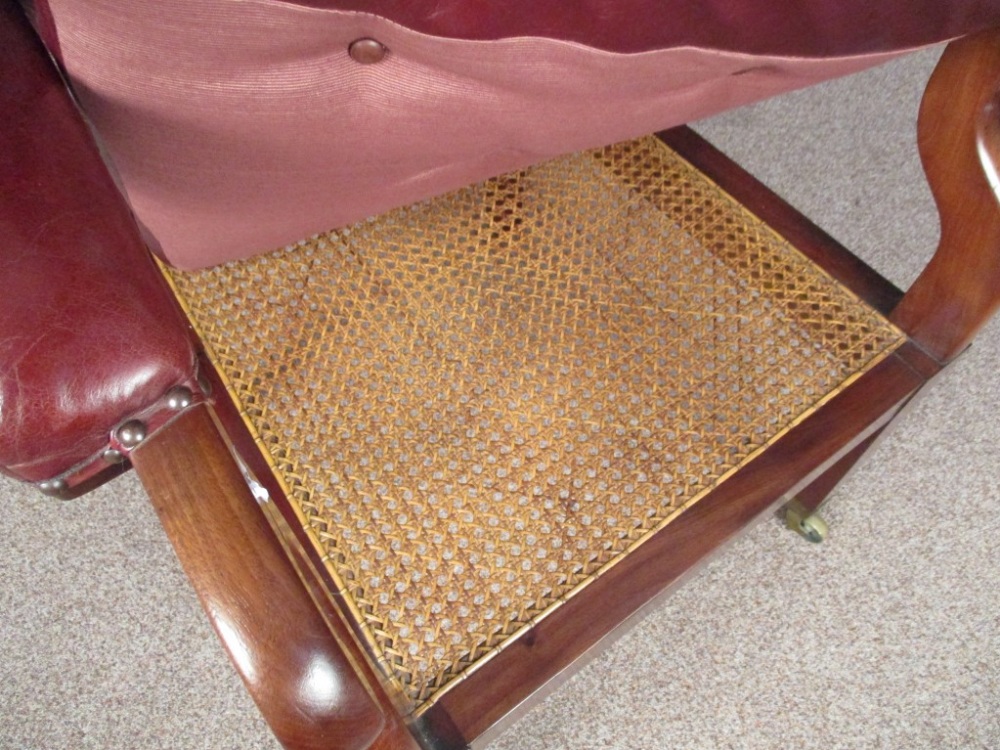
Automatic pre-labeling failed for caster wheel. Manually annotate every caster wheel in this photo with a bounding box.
[784,500,828,543]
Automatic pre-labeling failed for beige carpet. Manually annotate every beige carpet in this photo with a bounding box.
[3,46,999,749]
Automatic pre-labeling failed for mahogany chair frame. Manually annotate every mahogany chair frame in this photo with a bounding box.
[127,29,1000,750]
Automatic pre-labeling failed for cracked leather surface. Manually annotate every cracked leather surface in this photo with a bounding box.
[0,0,196,484]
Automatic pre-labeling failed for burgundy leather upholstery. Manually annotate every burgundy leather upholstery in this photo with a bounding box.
[284,0,1000,56]
[4,0,1000,487]
[0,0,197,486]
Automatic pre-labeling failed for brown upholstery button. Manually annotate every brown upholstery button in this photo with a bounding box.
[349,38,387,64]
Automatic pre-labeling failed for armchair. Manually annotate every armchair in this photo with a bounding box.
[4,2,1000,749]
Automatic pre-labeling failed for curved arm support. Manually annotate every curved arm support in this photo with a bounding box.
[891,27,1000,362]
[131,405,412,750]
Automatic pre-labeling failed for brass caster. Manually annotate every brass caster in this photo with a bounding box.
[784,500,828,543]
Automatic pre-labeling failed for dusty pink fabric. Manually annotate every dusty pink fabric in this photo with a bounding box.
[46,0,923,269]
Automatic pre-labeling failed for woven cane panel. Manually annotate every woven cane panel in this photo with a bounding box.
[164,136,905,709]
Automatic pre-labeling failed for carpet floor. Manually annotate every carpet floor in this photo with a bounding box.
[3,46,998,750]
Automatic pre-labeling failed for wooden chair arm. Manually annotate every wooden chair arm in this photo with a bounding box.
[130,405,418,750]
[892,27,1000,361]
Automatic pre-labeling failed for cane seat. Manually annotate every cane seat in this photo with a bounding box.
[162,135,904,711]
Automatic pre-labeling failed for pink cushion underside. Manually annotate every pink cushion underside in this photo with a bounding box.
[48,0,923,269]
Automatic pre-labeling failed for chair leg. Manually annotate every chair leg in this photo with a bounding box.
[782,427,885,543]
[130,404,419,750]
[797,428,885,512]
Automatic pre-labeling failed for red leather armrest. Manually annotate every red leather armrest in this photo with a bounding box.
[0,0,198,492]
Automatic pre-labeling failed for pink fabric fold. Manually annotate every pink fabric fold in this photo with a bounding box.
[46,0,923,268]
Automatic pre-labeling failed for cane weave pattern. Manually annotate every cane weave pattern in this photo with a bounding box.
[163,136,905,709]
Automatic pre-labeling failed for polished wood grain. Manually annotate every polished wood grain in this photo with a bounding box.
[131,405,419,750]
[791,426,887,513]
[800,28,1000,514]
[129,31,1000,750]
[791,326,946,514]
[429,34,1000,738]
[427,348,926,742]
[657,127,905,316]
[892,28,1000,361]
[429,37,1000,738]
